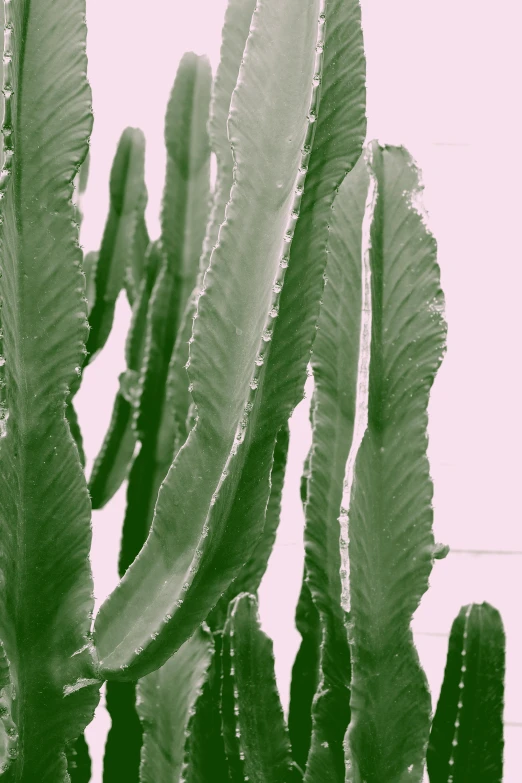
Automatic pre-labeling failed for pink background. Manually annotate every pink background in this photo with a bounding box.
[75,1,522,780]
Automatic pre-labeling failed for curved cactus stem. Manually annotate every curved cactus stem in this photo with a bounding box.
[86,127,147,363]
[340,142,447,783]
[427,603,505,783]
[0,0,101,778]
[94,0,366,684]
[88,240,162,510]
[136,625,213,783]
[117,52,212,574]
[221,594,296,783]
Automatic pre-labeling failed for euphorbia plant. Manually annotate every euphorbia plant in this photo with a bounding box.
[0,0,506,782]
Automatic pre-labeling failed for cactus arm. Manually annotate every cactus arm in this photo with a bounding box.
[94,0,365,681]
[0,0,101,779]
[135,52,212,446]
[88,240,162,509]
[221,594,295,783]
[156,51,212,338]
[117,54,211,561]
[112,54,211,579]
[340,142,447,783]
[297,153,369,782]
[208,420,290,633]
[136,626,213,783]
[85,127,147,363]
[427,603,505,783]
[181,630,231,783]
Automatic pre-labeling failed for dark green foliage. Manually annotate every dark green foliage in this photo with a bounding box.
[427,603,505,783]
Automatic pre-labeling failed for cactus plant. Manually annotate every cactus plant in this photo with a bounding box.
[427,603,505,783]
[93,0,366,683]
[0,0,509,782]
[0,1,100,779]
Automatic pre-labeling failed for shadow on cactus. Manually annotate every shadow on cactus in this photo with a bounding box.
[0,1,507,782]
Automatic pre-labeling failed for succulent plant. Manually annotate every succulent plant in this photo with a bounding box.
[0,1,507,782]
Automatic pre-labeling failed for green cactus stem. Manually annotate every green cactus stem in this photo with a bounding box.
[94,0,366,685]
[0,1,101,778]
[340,142,447,783]
[427,603,505,783]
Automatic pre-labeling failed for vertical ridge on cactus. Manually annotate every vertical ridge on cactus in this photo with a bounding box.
[341,142,447,783]
[0,0,101,779]
[427,603,505,783]
[136,625,213,783]
[93,0,367,681]
[221,594,296,783]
